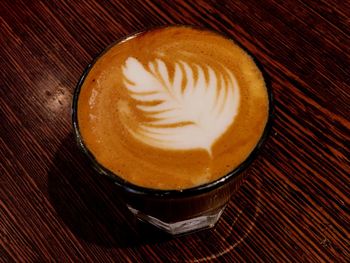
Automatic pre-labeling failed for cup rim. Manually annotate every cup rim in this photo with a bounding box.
[71,24,274,198]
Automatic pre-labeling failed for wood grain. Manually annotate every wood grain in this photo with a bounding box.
[1,0,349,262]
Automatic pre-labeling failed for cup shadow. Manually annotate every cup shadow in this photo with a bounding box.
[48,134,171,248]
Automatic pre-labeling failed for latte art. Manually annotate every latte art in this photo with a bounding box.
[121,57,240,154]
[76,26,269,189]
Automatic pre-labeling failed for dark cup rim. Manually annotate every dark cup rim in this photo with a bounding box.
[72,24,274,198]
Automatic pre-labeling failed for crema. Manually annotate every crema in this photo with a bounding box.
[77,26,269,190]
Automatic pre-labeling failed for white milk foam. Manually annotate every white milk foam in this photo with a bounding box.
[121,57,240,154]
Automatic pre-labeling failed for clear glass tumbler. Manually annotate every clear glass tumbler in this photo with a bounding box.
[72,27,272,235]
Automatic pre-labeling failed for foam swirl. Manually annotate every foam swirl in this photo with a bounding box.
[121,57,240,154]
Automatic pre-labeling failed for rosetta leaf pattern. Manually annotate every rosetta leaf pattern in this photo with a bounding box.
[122,57,240,154]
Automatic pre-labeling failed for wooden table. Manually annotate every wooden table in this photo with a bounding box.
[1,0,349,262]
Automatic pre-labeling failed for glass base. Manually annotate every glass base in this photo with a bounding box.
[127,205,225,235]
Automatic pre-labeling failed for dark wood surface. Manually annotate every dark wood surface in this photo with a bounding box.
[1,0,349,262]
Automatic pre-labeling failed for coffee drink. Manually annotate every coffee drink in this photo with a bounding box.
[77,26,269,190]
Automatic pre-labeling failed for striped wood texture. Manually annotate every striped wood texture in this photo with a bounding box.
[1,0,349,262]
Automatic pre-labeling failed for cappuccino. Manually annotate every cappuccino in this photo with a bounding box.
[77,26,269,190]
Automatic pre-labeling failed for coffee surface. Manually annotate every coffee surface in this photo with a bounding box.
[77,26,269,190]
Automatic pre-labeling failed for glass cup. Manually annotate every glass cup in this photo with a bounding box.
[72,26,272,235]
